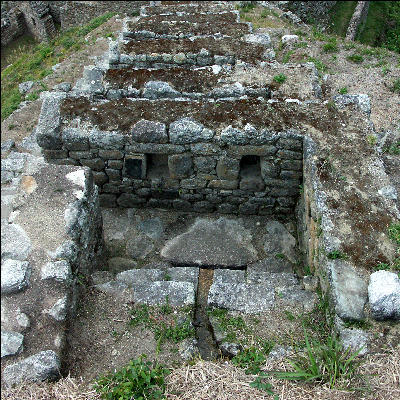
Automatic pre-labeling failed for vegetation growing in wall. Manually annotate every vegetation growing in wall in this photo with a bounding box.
[1,12,116,121]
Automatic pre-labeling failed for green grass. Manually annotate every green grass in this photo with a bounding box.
[1,12,115,121]
[338,87,348,94]
[347,54,364,63]
[265,328,364,389]
[328,1,358,36]
[357,1,400,53]
[129,303,194,349]
[307,57,328,73]
[94,355,169,400]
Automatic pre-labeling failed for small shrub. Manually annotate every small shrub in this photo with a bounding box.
[323,42,338,53]
[94,355,169,400]
[154,320,194,345]
[366,134,377,146]
[383,141,400,155]
[347,54,364,63]
[338,87,348,94]
[273,73,287,83]
[282,50,294,63]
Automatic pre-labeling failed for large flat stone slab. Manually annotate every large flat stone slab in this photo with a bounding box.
[133,281,195,306]
[208,282,275,313]
[161,217,258,268]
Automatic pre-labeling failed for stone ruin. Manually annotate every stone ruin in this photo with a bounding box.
[1,0,399,388]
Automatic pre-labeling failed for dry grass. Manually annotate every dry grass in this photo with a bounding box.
[165,346,400,400]
[1,346,398,400]
[0,375,101,400]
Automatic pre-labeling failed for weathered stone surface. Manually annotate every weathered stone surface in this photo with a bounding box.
[116,268,164,286]
[1,259,31,294]
[133,281,196,306]
[247,271,299,288]
[44,296,68,322]
[89,130,125,150]
[161,217,258,268]
[41,260,72,283]
[166,267,199,289]
[142,81,180,99]
[2,350,61,387]
[329,260,368,321]
[168,153,193,179]
[132,119,168,143]
[263,221,297,263]
[243,33,271,47]
[1,223,32,261]
[19,80,34,94]
[1,331,24,358]
[126,234,154,259]
[169,118,214,144]
[95,280,130,296]
[216,157,240,180]
[332,94,371,115]
[213,269,245,284]
[138,217,164,240]
[62,128,89,150]
[179,338,199,361]
[208,282,275,313]
[368,271,400,320]
[277,286,317,311]
[281,34,299,44]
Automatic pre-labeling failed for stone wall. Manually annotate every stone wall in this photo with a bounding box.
[346,1,370,41]
[36,91,303,216]
[282,1,337,24]
[59,1,149,30]
[1,151,104,386]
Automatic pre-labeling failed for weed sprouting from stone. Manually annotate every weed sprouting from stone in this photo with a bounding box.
[338,87,348,94]
[327,250,347,260]
[347,54,364,63]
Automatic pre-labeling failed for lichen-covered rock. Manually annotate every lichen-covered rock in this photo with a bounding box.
[132,119,168,143]
[2,350,61,387]
[1,224,32,261]
[142,81,180,99]
[1,330,24,358]
[1,259,31,294]
[368,271,400,320]
[329,260,368,321]
[169,118,214,144]
[41,261,72,283]
[44,296,68,322]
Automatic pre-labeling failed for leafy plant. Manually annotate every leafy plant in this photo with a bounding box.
[250,376,277,397]
[338,87,348,94]
[327,250,346,260]
[273,73,287,83]
[232,346,267,374]
[266,329,364,388]
[94,355,169,400]
[282,50,294,63]
[154,320,194,345]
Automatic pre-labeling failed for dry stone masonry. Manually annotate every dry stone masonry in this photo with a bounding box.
[2,0,399,387]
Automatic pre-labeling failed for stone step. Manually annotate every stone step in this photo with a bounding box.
[131,11,240,26]
[208,273,317,313]
[124,18,250,40]
[142,2,233,16]
[103,67,271,100]
[116,36,270,68]
[115,266,199,289]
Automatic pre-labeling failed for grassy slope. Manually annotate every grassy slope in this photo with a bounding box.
[328,0,358,36]
[1,12,115,121]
